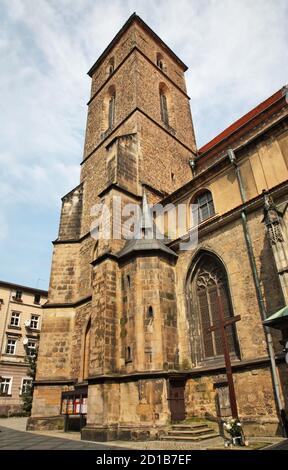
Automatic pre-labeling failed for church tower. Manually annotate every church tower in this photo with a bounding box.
[28,14,197,439]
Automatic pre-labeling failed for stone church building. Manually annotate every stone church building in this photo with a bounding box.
[28,14,288,440]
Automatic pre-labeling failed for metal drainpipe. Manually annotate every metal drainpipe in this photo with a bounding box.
[227,148,286,437]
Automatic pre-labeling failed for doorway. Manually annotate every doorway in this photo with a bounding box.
[168,379,186,422]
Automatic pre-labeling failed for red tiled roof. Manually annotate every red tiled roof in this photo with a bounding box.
[198,88,285,155]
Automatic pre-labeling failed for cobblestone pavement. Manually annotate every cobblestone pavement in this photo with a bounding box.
[0,418,287,450]
[0,417,28,432]
[263,440,288,450]
[0,425,127,450]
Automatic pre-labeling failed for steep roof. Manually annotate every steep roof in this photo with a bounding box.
[158,85,288,206]
[263,305,288,330]
[118,192,177,260]
[88,13,188,77]
[198,86,288,157]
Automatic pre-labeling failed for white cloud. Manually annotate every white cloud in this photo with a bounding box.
[0,0,287,285]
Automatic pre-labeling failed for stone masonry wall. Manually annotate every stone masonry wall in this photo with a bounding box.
[135,52,195,151]
[58,184,83,241]
[48,243,80,304]
[35,308,75,380]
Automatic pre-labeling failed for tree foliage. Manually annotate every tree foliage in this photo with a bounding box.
[21,347,38,415]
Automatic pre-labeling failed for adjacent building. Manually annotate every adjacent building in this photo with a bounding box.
[0,280,47,415]
[28,14,288,440]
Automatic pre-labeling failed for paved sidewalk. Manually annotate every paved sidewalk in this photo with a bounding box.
[0,417,28,432]
[0,425,128,450]
[0,417,287,450]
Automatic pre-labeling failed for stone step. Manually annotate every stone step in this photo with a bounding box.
[168,428,213,437]
[171,423,209,431]
[160,432,219,442]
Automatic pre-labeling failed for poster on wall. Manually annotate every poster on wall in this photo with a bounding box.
[82,397,87,414]
[75,398,81,414]
[61,398,67,414]
[67,398,74,414]
[61,393,88,414]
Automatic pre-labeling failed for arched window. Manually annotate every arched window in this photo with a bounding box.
[102,86,116,135]
[191,254,239,361]
[156,53,164,70]
[83,318,91,380]
[108,91,116,129]
[192,190,215,225]
[125,346,132,362]
[160,89,169,125]
[107,57,115,76]
[148,306,154,319]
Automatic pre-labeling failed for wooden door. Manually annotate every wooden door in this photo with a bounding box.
[169,380,186,421]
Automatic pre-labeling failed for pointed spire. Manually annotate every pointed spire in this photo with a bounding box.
[117,190,178,260]
[140,191,153,236]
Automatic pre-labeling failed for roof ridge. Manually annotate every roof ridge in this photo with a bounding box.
[198,86,286,155]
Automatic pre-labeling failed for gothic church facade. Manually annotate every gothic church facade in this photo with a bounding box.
[28,14,288,440]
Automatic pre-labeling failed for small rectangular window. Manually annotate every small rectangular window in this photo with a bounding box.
[0,377,12,395]
[34,294,41,304]
[27,340,37,357]
[10,311,21,327]
[15,290,22,300]
[6,338,17,355]
[20,378,32,395]
[30,315,40,329]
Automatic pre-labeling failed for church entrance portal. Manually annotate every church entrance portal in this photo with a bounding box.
[168,379,186,421]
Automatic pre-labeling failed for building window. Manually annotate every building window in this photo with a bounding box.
[10,311,21,327]
[83,318,91,380]
[34,293,41,304]
[148,306,154,319]
[30,315,40,330]
[127,275,131,288]
[160,91,169,125]
[108,92,116,129]
[0,377,12,395]
[108,57,115,76]
[193,190,215,225]
[125,346,132,363]
[193,254,239,361]
[156,53,164,70]
[27,340,37,357]
[13,290,22,302]
[6,338,17,355]
[20,378,32,395]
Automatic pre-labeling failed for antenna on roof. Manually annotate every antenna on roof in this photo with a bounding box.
[36,278,45,289]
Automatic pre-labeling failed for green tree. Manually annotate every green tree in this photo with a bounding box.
[21,346,38,415]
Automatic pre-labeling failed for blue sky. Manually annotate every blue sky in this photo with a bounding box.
[0,0,287,290]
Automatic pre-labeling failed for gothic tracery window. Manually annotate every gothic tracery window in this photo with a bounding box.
[193,254,239,361]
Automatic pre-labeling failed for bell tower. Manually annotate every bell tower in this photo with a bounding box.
[29,13,197,440]
[81,12,196,217]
